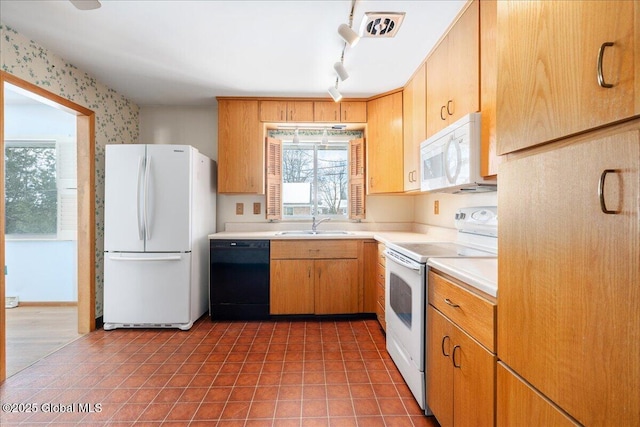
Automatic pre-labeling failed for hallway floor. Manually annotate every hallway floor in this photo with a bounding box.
[0,317,439,426]
[5,305,83,377]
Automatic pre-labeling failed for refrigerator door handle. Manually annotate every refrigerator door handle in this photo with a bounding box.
[143,155,152,240]
[108,255,182,262]
[136,156,145,241]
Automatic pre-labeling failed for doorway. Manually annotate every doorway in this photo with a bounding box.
[0,72,96,381]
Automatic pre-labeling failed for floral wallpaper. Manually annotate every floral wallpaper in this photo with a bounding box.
[1,23,140,317]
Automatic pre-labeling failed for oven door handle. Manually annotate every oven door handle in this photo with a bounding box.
[384,249,422,271]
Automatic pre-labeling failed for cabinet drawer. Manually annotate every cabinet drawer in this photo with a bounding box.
[429,270,496,352]
[271,239,358,259]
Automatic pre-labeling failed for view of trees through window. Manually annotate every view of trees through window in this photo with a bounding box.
[4,144,57,235]
[282,143,348,217]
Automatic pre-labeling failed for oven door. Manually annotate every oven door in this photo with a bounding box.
[384,249,426,369]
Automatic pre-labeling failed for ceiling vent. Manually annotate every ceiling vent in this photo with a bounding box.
[359,12,406,38]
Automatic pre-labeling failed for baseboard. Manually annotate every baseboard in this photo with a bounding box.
[17,301,78,307]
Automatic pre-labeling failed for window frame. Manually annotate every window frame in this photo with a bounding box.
[4,138,77,241]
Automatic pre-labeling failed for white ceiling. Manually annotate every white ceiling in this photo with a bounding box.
[0,0,467,106]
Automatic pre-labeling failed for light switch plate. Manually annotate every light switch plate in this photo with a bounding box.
[236,203,244,215]
[253,202,261,215]
[434,200,439,215]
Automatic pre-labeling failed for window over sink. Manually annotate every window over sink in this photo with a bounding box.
[266,129,365,221]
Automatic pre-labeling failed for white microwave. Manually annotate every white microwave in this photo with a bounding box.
[420,113,496,193]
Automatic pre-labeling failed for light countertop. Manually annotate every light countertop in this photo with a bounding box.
[427,257,497,298]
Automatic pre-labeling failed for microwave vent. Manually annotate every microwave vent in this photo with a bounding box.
[359,12,406,38]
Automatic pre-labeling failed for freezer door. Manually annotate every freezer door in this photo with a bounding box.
[145,145,192,252]
[103,252,191,325]
[104,144,146,252]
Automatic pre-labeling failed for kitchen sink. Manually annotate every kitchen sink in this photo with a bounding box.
[276,230,353,236]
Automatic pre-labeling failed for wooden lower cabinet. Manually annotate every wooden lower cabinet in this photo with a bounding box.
[270,259,314,314]
[314,259,359,314]
[427,306,495,427]
[270,240,360,315]
[363,241,378,313]
[497,363,579,427]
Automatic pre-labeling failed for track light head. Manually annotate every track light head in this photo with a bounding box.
[333,62,349,81]
[328,85,342,102]
[338,23,360,47]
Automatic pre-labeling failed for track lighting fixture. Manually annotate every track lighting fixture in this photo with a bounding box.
[328,81,342,102]
[338,23,360,47]
[334,61,349,81]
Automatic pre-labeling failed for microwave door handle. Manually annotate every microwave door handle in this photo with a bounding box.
[444,136,462,184]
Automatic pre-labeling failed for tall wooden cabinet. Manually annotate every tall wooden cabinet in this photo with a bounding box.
[217,99,263,193]
[426,0,479,137]
[498,125,640,425]
[496,0,638,154]
[366,91,403,194]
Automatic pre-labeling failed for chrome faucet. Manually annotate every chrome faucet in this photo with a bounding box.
[311,216,330,232]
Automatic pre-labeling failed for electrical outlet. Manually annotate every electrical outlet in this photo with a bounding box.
[434,200,440,215]
[253,202,261,215]
[236,203,244,215]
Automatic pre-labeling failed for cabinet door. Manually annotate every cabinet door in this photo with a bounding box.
[363,241,378,313]
[218,100,263,193]
[403,63,427,191]
[426,1,480,138]
[498,128,640,424]
[426,38,450,137]
[314,259,359,314]
[480,0,500,177]
[259,100,287,122]
[497,363,579,427]
[367,92,404,194]
[453,322,495,427]
[496,0,636,154]
[289,101,314,122]
[446,0,479,125]
[341,101,367,123]
[314,101,340,122]
[427,306,454,427]
[270,259,314,314]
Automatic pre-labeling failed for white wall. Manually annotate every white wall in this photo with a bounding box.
[139,106,217,160]
[413,191,498,229]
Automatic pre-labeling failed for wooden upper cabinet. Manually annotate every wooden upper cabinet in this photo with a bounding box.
[496,0,637,154]
[217,99,263,193]
[314,101,341,122]
[314,101,367,123]
[403,63,427,191]
[426,0,480,137]
[367,91,404,194]
[340,101,367,122]
[479,0,501,177]
[260,100,314,122]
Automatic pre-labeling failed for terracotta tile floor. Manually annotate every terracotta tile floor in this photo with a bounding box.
[0,318,439,426]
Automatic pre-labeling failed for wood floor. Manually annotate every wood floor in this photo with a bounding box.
[5,305,84,376]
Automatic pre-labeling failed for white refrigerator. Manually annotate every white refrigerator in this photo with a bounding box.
[103,144,215,330]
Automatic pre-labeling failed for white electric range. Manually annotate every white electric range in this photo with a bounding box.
[384,206,498,413]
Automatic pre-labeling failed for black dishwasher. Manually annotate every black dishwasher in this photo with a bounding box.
[209,240,270,320]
